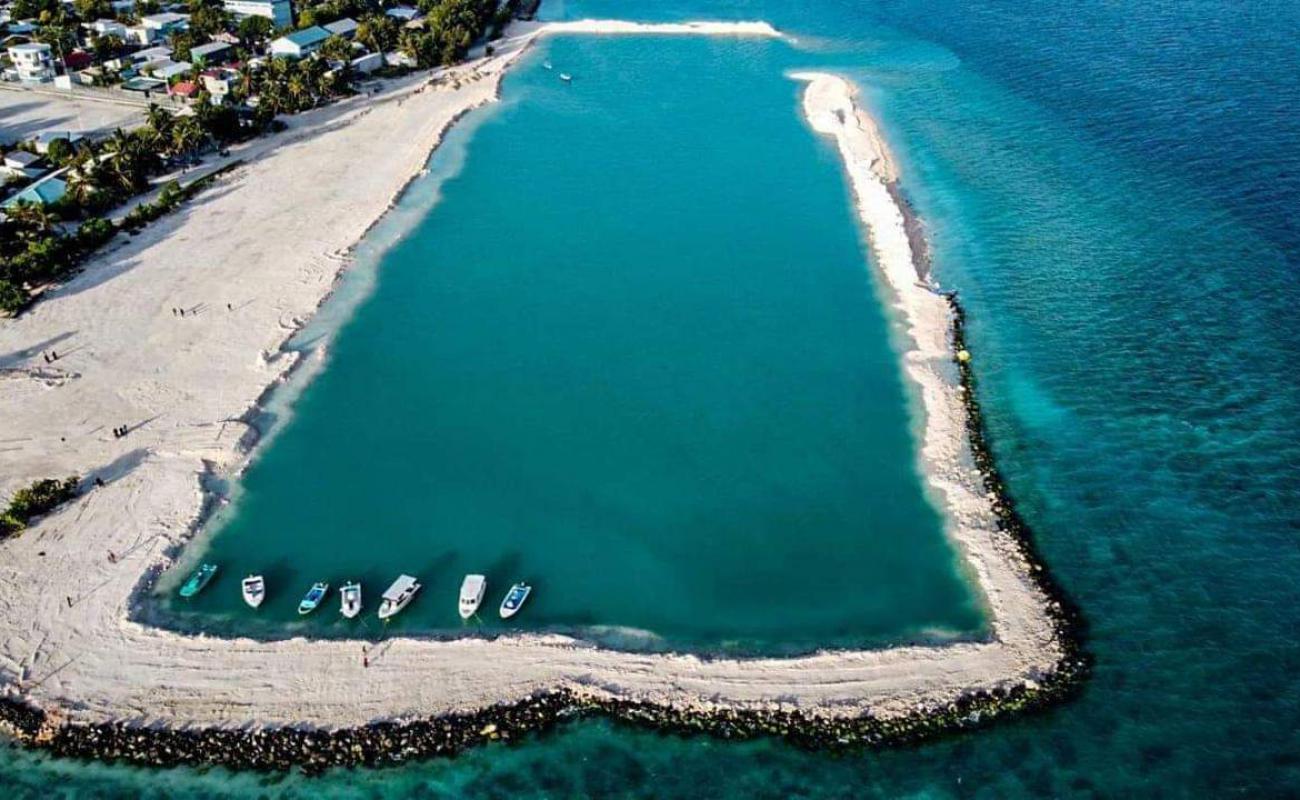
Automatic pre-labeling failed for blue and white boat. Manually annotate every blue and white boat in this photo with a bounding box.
[178,564,218,598]
[298,581,329,615]
[499,582,531,619]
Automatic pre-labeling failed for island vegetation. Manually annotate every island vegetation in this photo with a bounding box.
[0,476,80,538]
[1,0,522,314]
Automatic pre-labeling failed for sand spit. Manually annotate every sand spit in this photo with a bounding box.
[0,37,1083,768]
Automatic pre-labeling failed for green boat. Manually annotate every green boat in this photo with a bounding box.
[178,563,218,598]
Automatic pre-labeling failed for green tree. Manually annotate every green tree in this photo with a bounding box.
[236,14,273,47]
[356,14,398,54]
[168,28,195,62]
[44,137,74,166]
[170,115,206,160]
[144,103,175,149]
[10,0,59,20]
[93,32,127,61]
[73,0,113,20]
[35,22,77,58]
[189,4,228,37]
[0,282,26,315]
[318,33,353,63]
[6,477,79,524]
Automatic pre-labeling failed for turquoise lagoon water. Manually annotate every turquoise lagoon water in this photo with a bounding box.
[158,33,982,652]
[6,0,1300,796]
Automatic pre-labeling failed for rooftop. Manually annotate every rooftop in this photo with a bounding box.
[3,175,66,208]
[3,150,42,167]
[322,17,358,35]
[141,11,189,25]
[191,41,231,57]
[277,26,330,48]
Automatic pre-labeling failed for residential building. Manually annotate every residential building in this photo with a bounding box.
[385,6,421,22]
[3,174,67,208]
[200,67,236,98]
[351,51,383,74]
[168,79,199,98]
[269,26,330,58]
[87,18,127,39]
[223,0,292,29]
[139,12,190,41]
[149,60,193,81]
[131,45,174,64]
[6,43,55,83]
[323,17,358,38]
[1,150,46,180]
[190,41,231,66]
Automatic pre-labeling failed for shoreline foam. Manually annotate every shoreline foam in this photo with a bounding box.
[0,36,1085,768]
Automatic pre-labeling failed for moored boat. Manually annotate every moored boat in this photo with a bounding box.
[340,581,362,619]
[298,581,329,615]
[241,575,265,608]
[559,73,572,82]
[499,582,531,619]
[378,574,420,620]
[459,574,486,619]
[178,564,218,598]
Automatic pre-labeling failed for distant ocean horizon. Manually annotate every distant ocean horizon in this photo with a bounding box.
[5,0,1298,796]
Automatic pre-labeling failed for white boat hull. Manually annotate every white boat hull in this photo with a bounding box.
[499,583,531,619]
[378,575,420,620]
[459,574,486,619]
[340,583,362,619]
[241,576,265,609]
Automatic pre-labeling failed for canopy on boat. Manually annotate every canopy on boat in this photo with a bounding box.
[383,575,418,601]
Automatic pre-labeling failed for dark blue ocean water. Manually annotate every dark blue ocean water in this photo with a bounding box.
[5,0,1299,795]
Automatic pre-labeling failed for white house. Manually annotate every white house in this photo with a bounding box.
[130,45,174,64]
[6,43,55,83]
[351,51,383,74]
[139,12,190,41]
[87,18,127,39]
[269,26,330,59]
[149,60,193,81]
[223,0,292,29]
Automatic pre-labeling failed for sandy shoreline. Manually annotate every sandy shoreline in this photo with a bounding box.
[0,27,1074,755]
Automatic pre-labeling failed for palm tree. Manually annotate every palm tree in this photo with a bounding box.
[170,117,206,162]
[105,128,156,192]
[4,201,57,240]
[146,104,174,141]
[64,155,102,209]
[285,73,311,111]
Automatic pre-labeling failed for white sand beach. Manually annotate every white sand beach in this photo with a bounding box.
[0,31,1061,736]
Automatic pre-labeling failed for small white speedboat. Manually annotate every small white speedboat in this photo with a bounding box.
[298,581,329,615]
[559,73,572,83]
[499,582,531,619]
[459,574,486,619]
[378,574,420,620]
[542,61,553,70]
[340,581,362,619]
[241,575,265,609]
